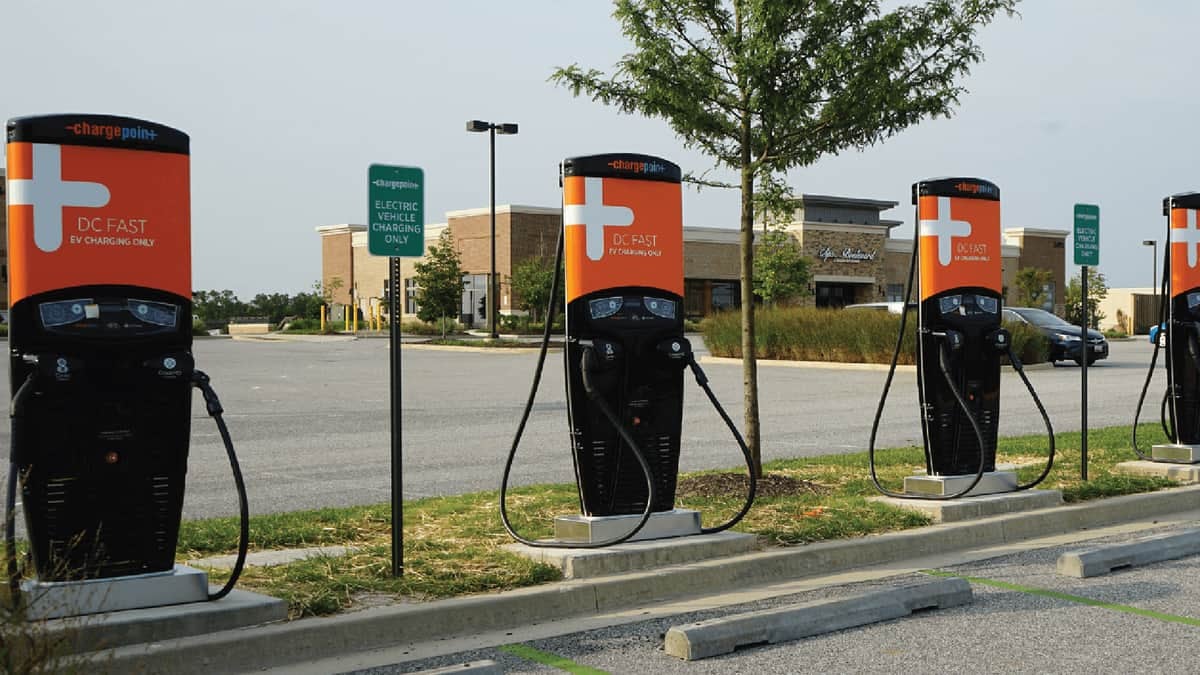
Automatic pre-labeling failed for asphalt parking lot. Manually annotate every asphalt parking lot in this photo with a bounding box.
[0,335,1172,521]
[349,517,1200,674]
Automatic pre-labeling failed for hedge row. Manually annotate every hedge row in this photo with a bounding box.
[701,306,1048,365]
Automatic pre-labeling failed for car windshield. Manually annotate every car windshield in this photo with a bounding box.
[1012,308,1071,328]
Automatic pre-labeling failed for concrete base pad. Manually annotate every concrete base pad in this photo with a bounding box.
[505,531,759,579]
[903,471,1017,497]
[20,565,210,620]
[20,588,287,658]
[871,489,1063,523]
[1114,460,1200,483]
[1151,444,1200,463]
[554,509,701,544]
[663,577,972,660]
[1058,528,1200,578]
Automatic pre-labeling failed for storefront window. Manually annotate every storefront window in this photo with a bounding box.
[711,282,738,311]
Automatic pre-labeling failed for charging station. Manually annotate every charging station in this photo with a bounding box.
[501,153,754,548]
[1137,192,1200,463]
[4,114,247,617]
[869,177,1054,500]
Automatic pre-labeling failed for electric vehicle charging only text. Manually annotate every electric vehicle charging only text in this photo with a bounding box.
[869,177,1055,499]
[1133,192,1200,463]
[501,153,755,547]
[4,114,248,616]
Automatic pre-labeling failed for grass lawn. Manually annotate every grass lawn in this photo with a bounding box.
[161,423,1180,619]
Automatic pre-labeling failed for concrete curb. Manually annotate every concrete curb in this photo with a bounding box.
[699,356,1053,372]
[87,484,1200,674]
[663,577,971,660]
[1057,527,1200,578]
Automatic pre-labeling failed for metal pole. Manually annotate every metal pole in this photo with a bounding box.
[1153,242,1158,295]
[389,256,404,576]
[1081,265,1089,481]
[489,125,498,339]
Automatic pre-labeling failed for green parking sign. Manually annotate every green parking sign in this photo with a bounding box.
[1073,203,1099,266]
[368,164,424,257]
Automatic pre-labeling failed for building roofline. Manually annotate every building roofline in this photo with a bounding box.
[445,204,562,218]
[316,224,367,235]
[1003,227,1070,238]
[800,193,899,211]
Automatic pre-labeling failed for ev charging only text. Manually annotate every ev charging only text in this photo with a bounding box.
[70,217,156,248]
[371,200,421,245]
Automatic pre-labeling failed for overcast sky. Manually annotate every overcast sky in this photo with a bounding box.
[4,1,1197,298]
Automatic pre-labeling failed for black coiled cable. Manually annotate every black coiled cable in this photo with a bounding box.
[192,370,249,601]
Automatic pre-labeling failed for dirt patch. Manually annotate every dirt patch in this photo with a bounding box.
[676,472,830,500]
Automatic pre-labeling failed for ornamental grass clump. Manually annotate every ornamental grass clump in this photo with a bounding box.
[702,306,1046,365]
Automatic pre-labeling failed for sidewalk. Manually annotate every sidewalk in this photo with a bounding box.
[67,483,1200,674]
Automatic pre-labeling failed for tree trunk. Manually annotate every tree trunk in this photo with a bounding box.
[739,144,762,478]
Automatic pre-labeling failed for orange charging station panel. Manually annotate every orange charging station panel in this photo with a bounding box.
[913,177,1003,477]
[561,154,686,517]
[1165,192,1200,444]
[5,114,194,580]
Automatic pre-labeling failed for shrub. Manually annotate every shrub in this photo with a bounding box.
[400,318,461,336]
[701,306,1047,365]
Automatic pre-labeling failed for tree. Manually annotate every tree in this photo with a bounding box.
[552,0,1016,475]
[1014,267,1054,309]
[192,290,249,324]
[753,229,811,305]
[510,256,557,322]
[250,293,293,324]
[1064,268,1108,329]
[289,286,325,320]
[412,230,464,337]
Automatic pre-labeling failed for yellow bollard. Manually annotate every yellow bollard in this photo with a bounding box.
[344,306,349,332]
[320,305,326,332]
[352,302,359,333]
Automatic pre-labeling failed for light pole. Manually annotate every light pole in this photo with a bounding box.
[466,119,519,339]
[1143,239,1157,294]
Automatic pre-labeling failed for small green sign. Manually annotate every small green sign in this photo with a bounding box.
[368,164,424,257]
[1073,203,1099,266]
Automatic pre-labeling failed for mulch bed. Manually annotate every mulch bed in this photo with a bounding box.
[676,472,830,500]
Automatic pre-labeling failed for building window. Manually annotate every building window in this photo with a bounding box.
[1041,281,1055,312]
[711,282,738,312]
[886,283,904,302]
[405,278,419,315]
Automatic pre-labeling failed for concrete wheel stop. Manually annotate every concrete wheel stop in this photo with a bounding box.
[504,530,759,579]
[1113,460,1200,483]
[1057,527,1200,578]
[870,488,1063,523]
[664,576,972,660]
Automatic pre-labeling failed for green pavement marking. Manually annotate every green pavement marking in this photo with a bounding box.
[923,570,1200,628]
[498,644,610,674]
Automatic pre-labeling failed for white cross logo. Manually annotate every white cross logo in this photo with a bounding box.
[563,177,634,261]
[919,196,972,267]
[7,143,110,253]
[1171,209,1200,269]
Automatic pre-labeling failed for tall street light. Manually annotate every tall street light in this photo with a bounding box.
[1143,239,1157,294]
[466,119,519,339]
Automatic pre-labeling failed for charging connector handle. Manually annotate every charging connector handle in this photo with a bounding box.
[192,370,248,601]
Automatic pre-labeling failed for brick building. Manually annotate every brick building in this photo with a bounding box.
[0,168,7,317]
[317,195,1067,323]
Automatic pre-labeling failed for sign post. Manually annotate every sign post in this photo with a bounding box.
[1074,203,1099,481]
[368,164,425,577]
